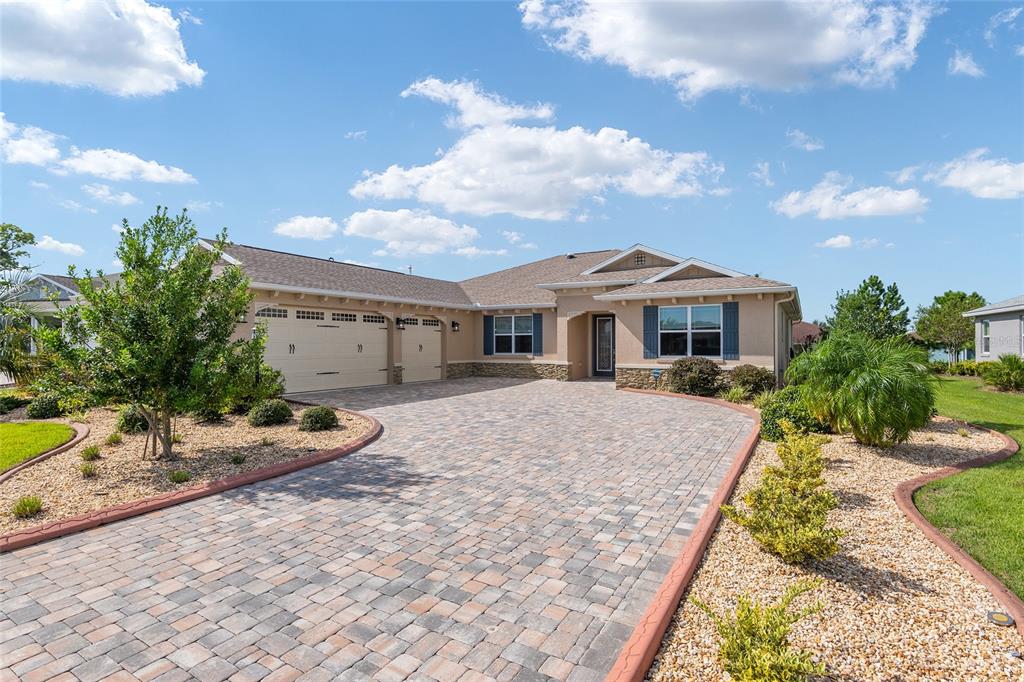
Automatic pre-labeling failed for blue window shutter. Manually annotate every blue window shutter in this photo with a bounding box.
[643,305,658,359]
[723,301,739,360]
[483,315,494,355]
[532,313,543,356]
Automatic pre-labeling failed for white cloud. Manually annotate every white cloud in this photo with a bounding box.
[36,235,85,256]
[58,199,98,214]
[948,49,984,78]
[273,216,339,240]
[1017,45,1024,57]
[924,148,1024,199]
[401,77,554,129]
[82,183,139,205]
[344,130,367,140]
[0,113,61,165]
[750,161,774,187]
[56,147,195,183]
[453,246,510,258]
[29,180,50,189]
[772,172,928,219]
[985,7,1022,46]
[185,199,223,212]
[344,209,483,257]
[1,0,205,96]
[520,0,935,101]
[112,223,125,233]
[786,128,824,151]
[177,9,203,26]
[890,164,919,184]
[859,238,881,249]
[501,230,539,249]
[352,79,723,220]
[815,234,852,249]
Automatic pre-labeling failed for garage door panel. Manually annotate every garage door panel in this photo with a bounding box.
[401,320,442,383]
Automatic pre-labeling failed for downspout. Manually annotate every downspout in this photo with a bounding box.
[774,291,796,384]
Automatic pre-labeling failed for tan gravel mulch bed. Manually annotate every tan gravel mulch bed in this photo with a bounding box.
[0,405,372,536]
[648,417,1023,681]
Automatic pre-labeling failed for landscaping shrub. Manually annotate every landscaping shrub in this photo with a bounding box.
[230,454,246,465]
[730,364,776,397]
[171,433,183,444]
[25,394,61,419]
[0,391,31,415]
[80,445,101,461]
[693,579,825,681]
[12,495,43,519]
[105,432,123,446]
[927,360,948,375]
[722,421,842,565]
[758,386,828,442]
[786,333,935,447]
[225,350,285,414]
[949,360,979,376]
[719,386,747,404]
[752,390,776,410]
[168,470,190,484]
[80,462,97,478]
[117,405,148,434]
[247,398,292,427]
[192,407,225,423]
[981,354,1024,392]
[299,406,338,432]
[667,357,723,397]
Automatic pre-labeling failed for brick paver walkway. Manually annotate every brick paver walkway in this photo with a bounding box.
[1,379,754,682]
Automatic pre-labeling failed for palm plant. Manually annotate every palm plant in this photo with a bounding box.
[786,333,935,447]
[0,269,39,385]
[982,354,1024,392]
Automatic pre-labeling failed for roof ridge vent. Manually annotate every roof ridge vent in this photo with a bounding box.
[566,253,576,259]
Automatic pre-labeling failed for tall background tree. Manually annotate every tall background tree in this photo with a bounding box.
[824,275,909,340]
[915,290,986,364]
[0,223,37,384]
[42,208,260,459]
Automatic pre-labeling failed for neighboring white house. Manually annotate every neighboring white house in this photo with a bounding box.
[963,295,1024,361]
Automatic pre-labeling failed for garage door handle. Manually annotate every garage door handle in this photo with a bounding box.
[316,371,339,375]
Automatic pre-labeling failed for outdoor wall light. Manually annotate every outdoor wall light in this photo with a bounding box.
[395,317,406,330]
[451,321,460,332]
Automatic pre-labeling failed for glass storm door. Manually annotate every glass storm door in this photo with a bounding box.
[594,316,615,376]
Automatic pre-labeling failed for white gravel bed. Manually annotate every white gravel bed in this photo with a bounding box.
[648,417,1023,681]
[0,405,373,535]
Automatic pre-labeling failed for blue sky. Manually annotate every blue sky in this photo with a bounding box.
[1,1,1022,321]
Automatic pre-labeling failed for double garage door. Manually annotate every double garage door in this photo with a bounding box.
[257,306,441,393]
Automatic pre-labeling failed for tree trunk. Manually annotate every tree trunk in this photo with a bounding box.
[139,406,175,460]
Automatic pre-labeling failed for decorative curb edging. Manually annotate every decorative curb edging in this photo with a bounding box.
[894,425,1024,637]
[606,388,761,682]
[0,422,89,485]
[0,409,382,553]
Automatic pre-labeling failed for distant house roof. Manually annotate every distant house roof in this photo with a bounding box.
[592,275,794,300]
[792,321,822,344]
[963,295,1024,317]
[23,273,120,300]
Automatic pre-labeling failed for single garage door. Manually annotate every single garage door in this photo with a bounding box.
[400,317,442,383]
[257,306,388,393]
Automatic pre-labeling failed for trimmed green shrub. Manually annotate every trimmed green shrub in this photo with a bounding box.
[80,445,101,461]
[192,407,225,423]
[693,579,825,681]
[105,432,123,446]
[247,398,292,427]
[0,391,31,415]
[752,390,776,410]
[927,360,948,374]
[982,354,1024,392]
[759,386,828,442]
[786,333,935,447]
[117,405,148,434]
[80,462,98,478]
[719,386,747,404]
[168,470,190,484]
[25,394,61,419]
[730,364,776,397]
[722,421,842,565]
[667,357,723,397]
[12,495,43,519]
[949,360,979,376]
[299,406,338,432]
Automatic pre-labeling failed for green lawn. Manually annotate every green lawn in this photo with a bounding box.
[0,422,75,473]
[914,376,1024,599]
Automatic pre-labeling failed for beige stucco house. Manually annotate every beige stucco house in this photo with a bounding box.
[25,242,801,393]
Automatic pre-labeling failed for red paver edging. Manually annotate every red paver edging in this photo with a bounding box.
[606,388,761,682]
[0,409,382,553]
[894,425,1024,637]
[0,422,89,485]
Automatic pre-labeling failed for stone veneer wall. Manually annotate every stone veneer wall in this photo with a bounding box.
[614,367,672,391]
[391,366,403,385]
[446,362,569,381]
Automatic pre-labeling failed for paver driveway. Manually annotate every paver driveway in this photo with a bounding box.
[1,379,754,682]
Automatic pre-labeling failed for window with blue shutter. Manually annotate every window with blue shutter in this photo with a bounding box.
[483,315,494,355]
[532,313,543,356]
[643,305,658,359]
[722,301,739,360]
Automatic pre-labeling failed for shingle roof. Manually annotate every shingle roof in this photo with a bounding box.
[218,242,475,307]
[29,274,120,297]
[538,267,670,286]
[594,275,793,299]
[458,250,619,306]
[963,295,1024,316]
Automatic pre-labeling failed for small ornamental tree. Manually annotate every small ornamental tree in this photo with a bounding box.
[824,275,909,340]
[914,290,986,365]
[43,208,255,459]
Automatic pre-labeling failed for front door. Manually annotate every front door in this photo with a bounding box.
[593,315,615,377]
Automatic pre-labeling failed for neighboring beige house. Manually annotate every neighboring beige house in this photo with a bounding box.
[25,242,801,393]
